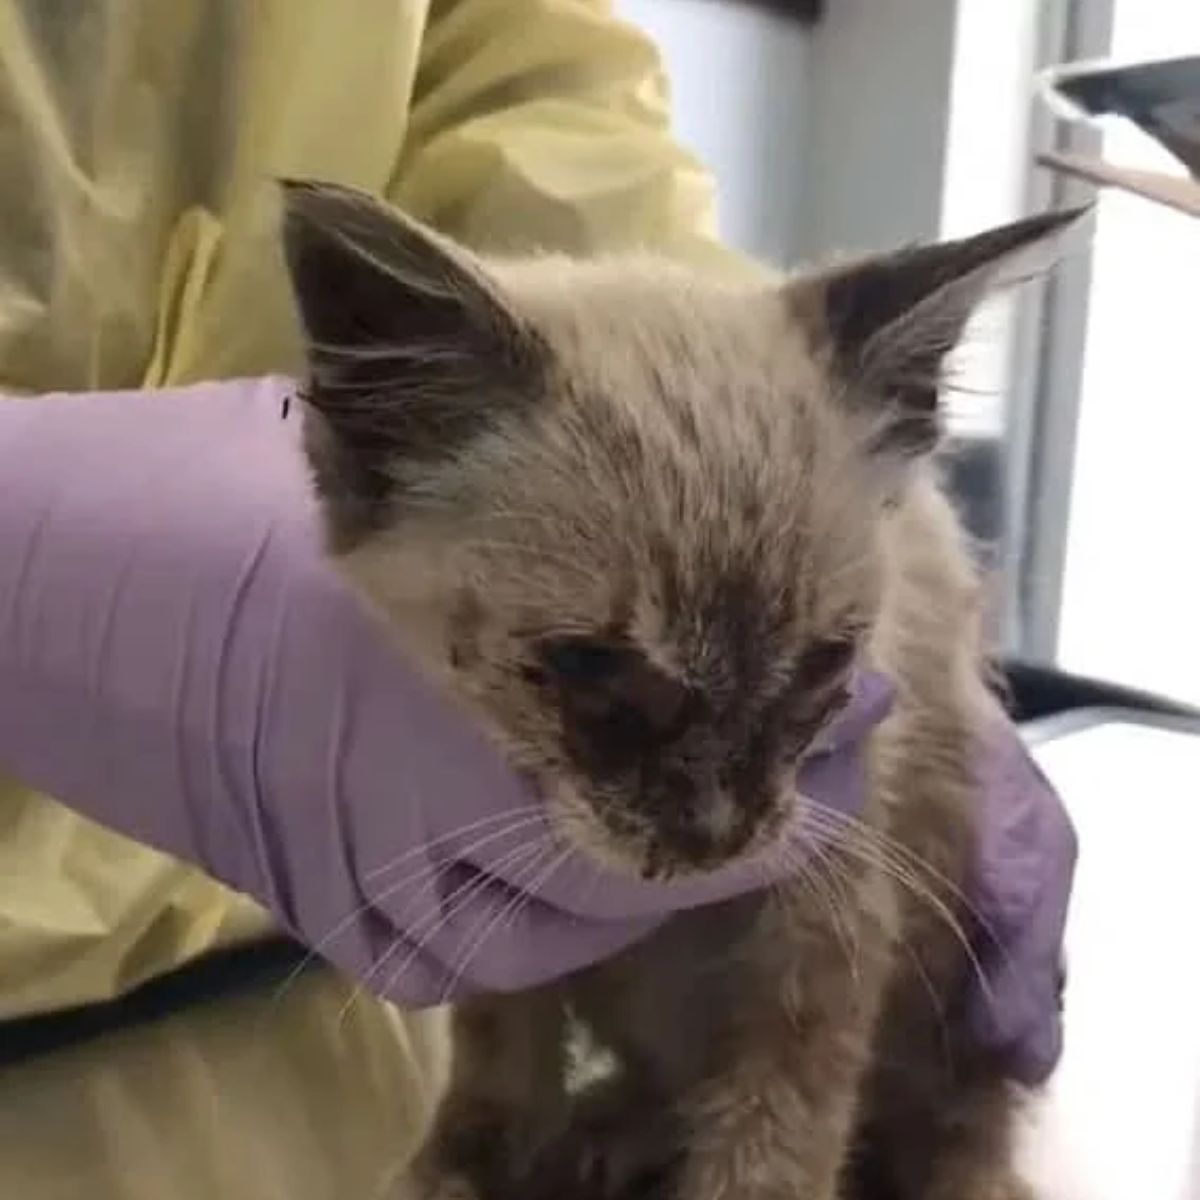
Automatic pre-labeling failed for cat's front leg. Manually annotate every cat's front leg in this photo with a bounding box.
[410,989,566,1200]
[671,881,894,1200]
[520,1073,684,1200]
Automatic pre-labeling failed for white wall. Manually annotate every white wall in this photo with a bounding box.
[799,0,959,258]
[619,0,1045,438]
[617,0,812,266]
[1056,0,1200,705]
[940,0,1045,438]
[620,0,1002,268]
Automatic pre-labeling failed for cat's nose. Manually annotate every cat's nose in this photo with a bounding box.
[658,769,740,857]
[688,784,737,842]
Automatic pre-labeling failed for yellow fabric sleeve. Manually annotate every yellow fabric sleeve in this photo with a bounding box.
[0,4,771,1193]
[0,0,756,1025]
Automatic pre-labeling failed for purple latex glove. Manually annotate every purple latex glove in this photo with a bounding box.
[0,377,1074,1082]
[970,727,1077,1084]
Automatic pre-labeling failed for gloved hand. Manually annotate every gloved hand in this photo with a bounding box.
[0,376,892,1006]
[0,376,1073,1088]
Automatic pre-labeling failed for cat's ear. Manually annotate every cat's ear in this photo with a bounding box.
[279,179,543,548]
[792,209,1088,460]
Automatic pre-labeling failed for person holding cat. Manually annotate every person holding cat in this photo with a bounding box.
[0,1,1076,1197]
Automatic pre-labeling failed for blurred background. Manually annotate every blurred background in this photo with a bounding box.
[620,0,1200,705]
[3,3,1197,1199]
[611,8,1200,1195]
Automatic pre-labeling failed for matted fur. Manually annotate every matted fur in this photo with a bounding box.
[282,181,1080,1200]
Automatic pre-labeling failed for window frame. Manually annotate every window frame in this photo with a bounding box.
[1001,0,1115,659]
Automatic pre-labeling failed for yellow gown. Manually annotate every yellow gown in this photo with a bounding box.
[0,1,753,1194]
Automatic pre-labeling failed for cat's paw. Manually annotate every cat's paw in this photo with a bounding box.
[971,1177,1037,1200]
[573,1127,676,1199]
[533,1089,682,1200]
[403,1149,487,1200]
[408,1107,555,1200]
[406,1174,481,1200]
[928,1169,1037,1200]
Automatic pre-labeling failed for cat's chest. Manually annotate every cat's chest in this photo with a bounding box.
[563,893,768,1087]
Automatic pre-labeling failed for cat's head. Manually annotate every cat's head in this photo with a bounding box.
[281,181,1079,880]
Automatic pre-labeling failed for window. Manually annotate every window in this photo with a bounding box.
[1035,1,1200,703]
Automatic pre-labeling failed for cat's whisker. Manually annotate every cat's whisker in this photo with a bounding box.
[436,842,577,1006]
[801,804,959,897]
[486,845,577,973]
[438,845,561,1001]
[800,817,991,979]
[802,845,864,986]
[363,806,548,881]
[896,935,957,1073]
[801,815,959,931]
[796,811,995,1007]
[342,837,551,1024]
[319,824,556,1021]
[264,811,550,1016]
[355,815,551,927]
[796,866,859,985]
[819,849,991,1015]
[803,834,949,1009]
[770,836,957,1061]
[368,838,555,1012]
[773,840,862,988]
[797,800,1005,956]
[337,847,547,1030]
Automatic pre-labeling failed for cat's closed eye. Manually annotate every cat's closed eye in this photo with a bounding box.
[533,636,696,770]
[540,637,629,687]
[766,637,858,760]
[795,636,857,689]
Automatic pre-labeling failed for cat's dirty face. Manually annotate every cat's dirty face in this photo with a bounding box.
[281,181,1079,879]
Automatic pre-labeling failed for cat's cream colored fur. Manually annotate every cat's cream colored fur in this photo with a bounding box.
[338,254,883,877]
[282,181,1077,1200]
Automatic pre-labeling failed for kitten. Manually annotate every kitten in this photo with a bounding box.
[281,180,1076,1200]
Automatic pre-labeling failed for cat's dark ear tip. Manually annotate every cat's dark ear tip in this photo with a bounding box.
[276,177,380,225]
[1003,204,1095,266]
[275,175,353,196]
[1026,203,1095,239]
[276,176,329,206]
[276,177,336,233]
[1062,201,1096,220]
[1049,202,1094,225]
[970,205,1093,259]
